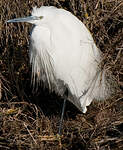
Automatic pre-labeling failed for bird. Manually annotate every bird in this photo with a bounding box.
[7,6,111,135]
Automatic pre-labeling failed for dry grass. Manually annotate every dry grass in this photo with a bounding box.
[0,0,123,149]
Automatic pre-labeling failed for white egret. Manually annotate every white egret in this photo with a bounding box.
[7,6,111,135]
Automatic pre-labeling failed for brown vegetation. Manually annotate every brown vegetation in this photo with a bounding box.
[0,0,123,149]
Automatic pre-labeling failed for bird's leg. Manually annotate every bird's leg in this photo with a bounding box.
[58,88,68,136]
[58,99,66,136]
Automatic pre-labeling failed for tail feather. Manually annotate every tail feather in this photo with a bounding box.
[79,69,116,113]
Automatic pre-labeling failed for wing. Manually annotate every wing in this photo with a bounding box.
[29,26,56,91]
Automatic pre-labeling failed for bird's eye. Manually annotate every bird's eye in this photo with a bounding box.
[39,16,43,19]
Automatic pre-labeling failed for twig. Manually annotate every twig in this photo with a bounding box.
[23,122,37,145]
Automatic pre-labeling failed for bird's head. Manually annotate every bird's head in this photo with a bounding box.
[7,6,57,26]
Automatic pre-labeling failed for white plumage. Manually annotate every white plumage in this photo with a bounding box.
[7,6,111,113]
